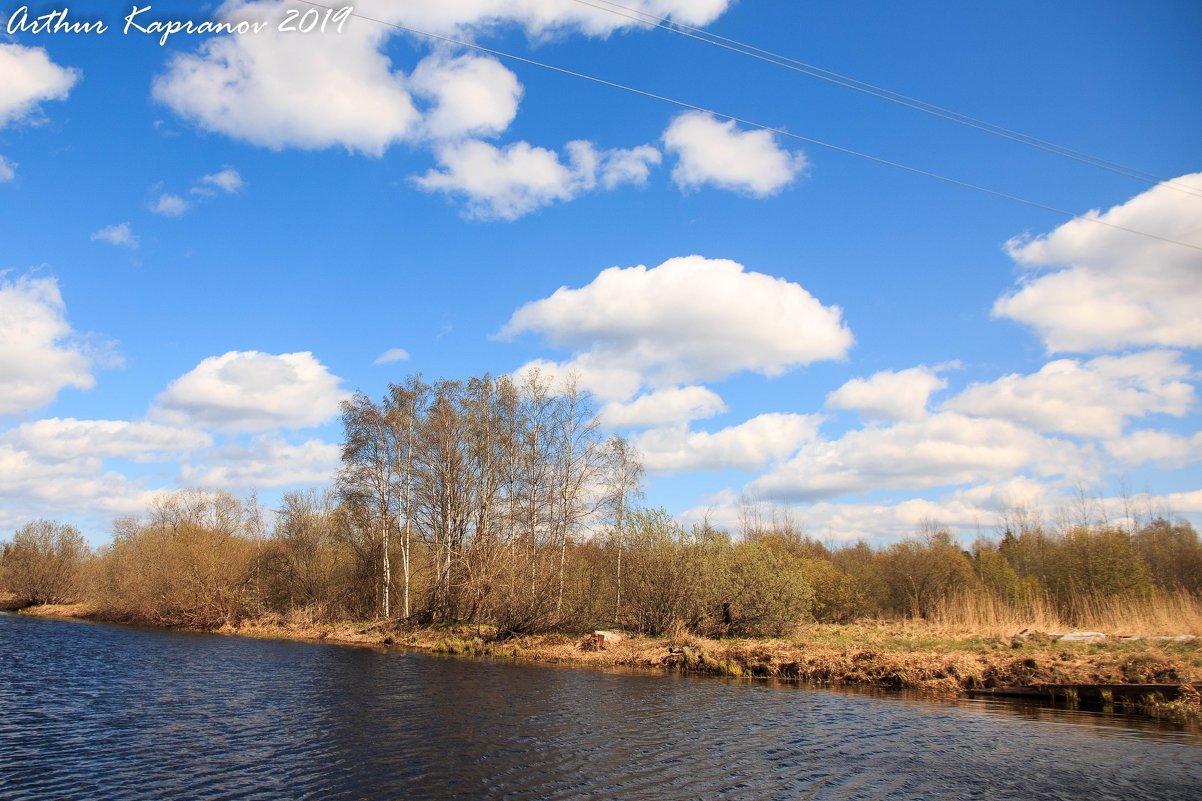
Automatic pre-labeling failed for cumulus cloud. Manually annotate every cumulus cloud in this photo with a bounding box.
[502,255,852,400]
[91,222,138,248]
[152,193,190,217]
[945,351,1195,439]
[415,139,659,219]
[144,1,729,217]
[749,413,1087,503]
[1104,430,1202,468]
[180,436,341,488]
[633,413,820,473]
[416,139,585,219]
[153,350,347,433]
[993,171,1202,352]
[826,366,948,422]
[373,347,411,365]
[197,167,244,194]
[386,0,732,38]
[0,43,78,127]
[152,1,418,155]
[410,52,523,141]
[663,112,806,196]
[2,419,211,462]
[599,145,662,189]
[0,276,98,416]
[686,474,1202,543]
[0,43,78,184]
[151,1,731,156]
[0,441,160,525]
[599,385,727,428]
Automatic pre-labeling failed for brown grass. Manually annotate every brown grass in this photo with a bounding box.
[926,591,1202,638]
[4,597,97,619]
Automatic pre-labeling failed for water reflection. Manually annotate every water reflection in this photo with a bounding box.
[1,613,1199,800]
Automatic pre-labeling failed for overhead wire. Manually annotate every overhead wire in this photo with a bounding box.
[295,0,1202,253]
[566,0,1202,201]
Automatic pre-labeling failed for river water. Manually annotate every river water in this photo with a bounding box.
[1,613,1198,800]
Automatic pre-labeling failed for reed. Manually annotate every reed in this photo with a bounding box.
[925,589,1202,638]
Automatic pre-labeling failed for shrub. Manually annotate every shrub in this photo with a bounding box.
[1,520,89,605]
[709,542,813,637]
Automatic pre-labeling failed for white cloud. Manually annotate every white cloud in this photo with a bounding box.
[153,350,347,433]
[415,138,657,219]
[599,145,661,189]
[373,347,411,365]
[91,222,138,248]
[416,139,585,219]
[679,480,1051,542]
[147,2,730,216]
[0,43,78,127]
[152,193,190,216]
[994,171,1202,352]
[150,0,727,154]
[502,255,852,400]
[749,412,1088,503]
[826,366,948,422]
[152,1,419,155]
[599,385,727,428]
[512,356,646,404]
[180,436,341,489]
[945,351,1195,439]
[198,167,244,194]
[410,52,522,141]
[384,0,732,38]
[663,111,806,196]
[0,442,160,525]
[0,43,77,187]
[1104,429,1202,468]
[688,475,1202,543]
[2,419,211,462]
[633,413,819,472]
[1162,489,1202,516]
[0,276,97,416]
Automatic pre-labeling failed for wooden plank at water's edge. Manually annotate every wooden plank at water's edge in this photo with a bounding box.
[968,683,1202,701]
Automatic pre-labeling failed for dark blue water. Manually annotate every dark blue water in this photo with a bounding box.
[1,613,1199,800]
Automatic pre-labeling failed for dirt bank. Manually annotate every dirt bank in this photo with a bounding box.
[12,602,1200,721]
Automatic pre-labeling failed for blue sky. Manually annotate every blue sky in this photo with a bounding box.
[2,0,1200,545]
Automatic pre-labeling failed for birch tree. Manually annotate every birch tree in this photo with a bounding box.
[605,435,644,621]
[338,392,398,619]
[386,376,428,620]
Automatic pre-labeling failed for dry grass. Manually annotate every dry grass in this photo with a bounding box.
[4,598,97,619]
[926,590,1202,638]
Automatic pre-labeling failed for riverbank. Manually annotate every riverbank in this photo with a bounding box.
[11,600,1200,722]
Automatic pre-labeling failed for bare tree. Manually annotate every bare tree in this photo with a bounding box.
[550,377,609,618]
[605,435,644,621]
[338,392,398,619]
[386,376,428,620]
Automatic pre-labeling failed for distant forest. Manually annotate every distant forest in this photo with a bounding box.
[4,373,1201,638]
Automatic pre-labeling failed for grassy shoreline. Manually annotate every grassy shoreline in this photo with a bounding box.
[10,599,1200,723]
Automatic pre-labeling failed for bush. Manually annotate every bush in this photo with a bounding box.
[1,520,89,605]
[95,502,257,629]
[709,542,813,637]
[619,509,703,636]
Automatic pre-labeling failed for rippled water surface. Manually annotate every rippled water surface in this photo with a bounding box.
[1,614,1199,800]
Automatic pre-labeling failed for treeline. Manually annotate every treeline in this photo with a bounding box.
[3,373,1201,637]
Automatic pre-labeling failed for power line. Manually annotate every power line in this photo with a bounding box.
[295,1,1202,253]
[567,0,1202,201]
